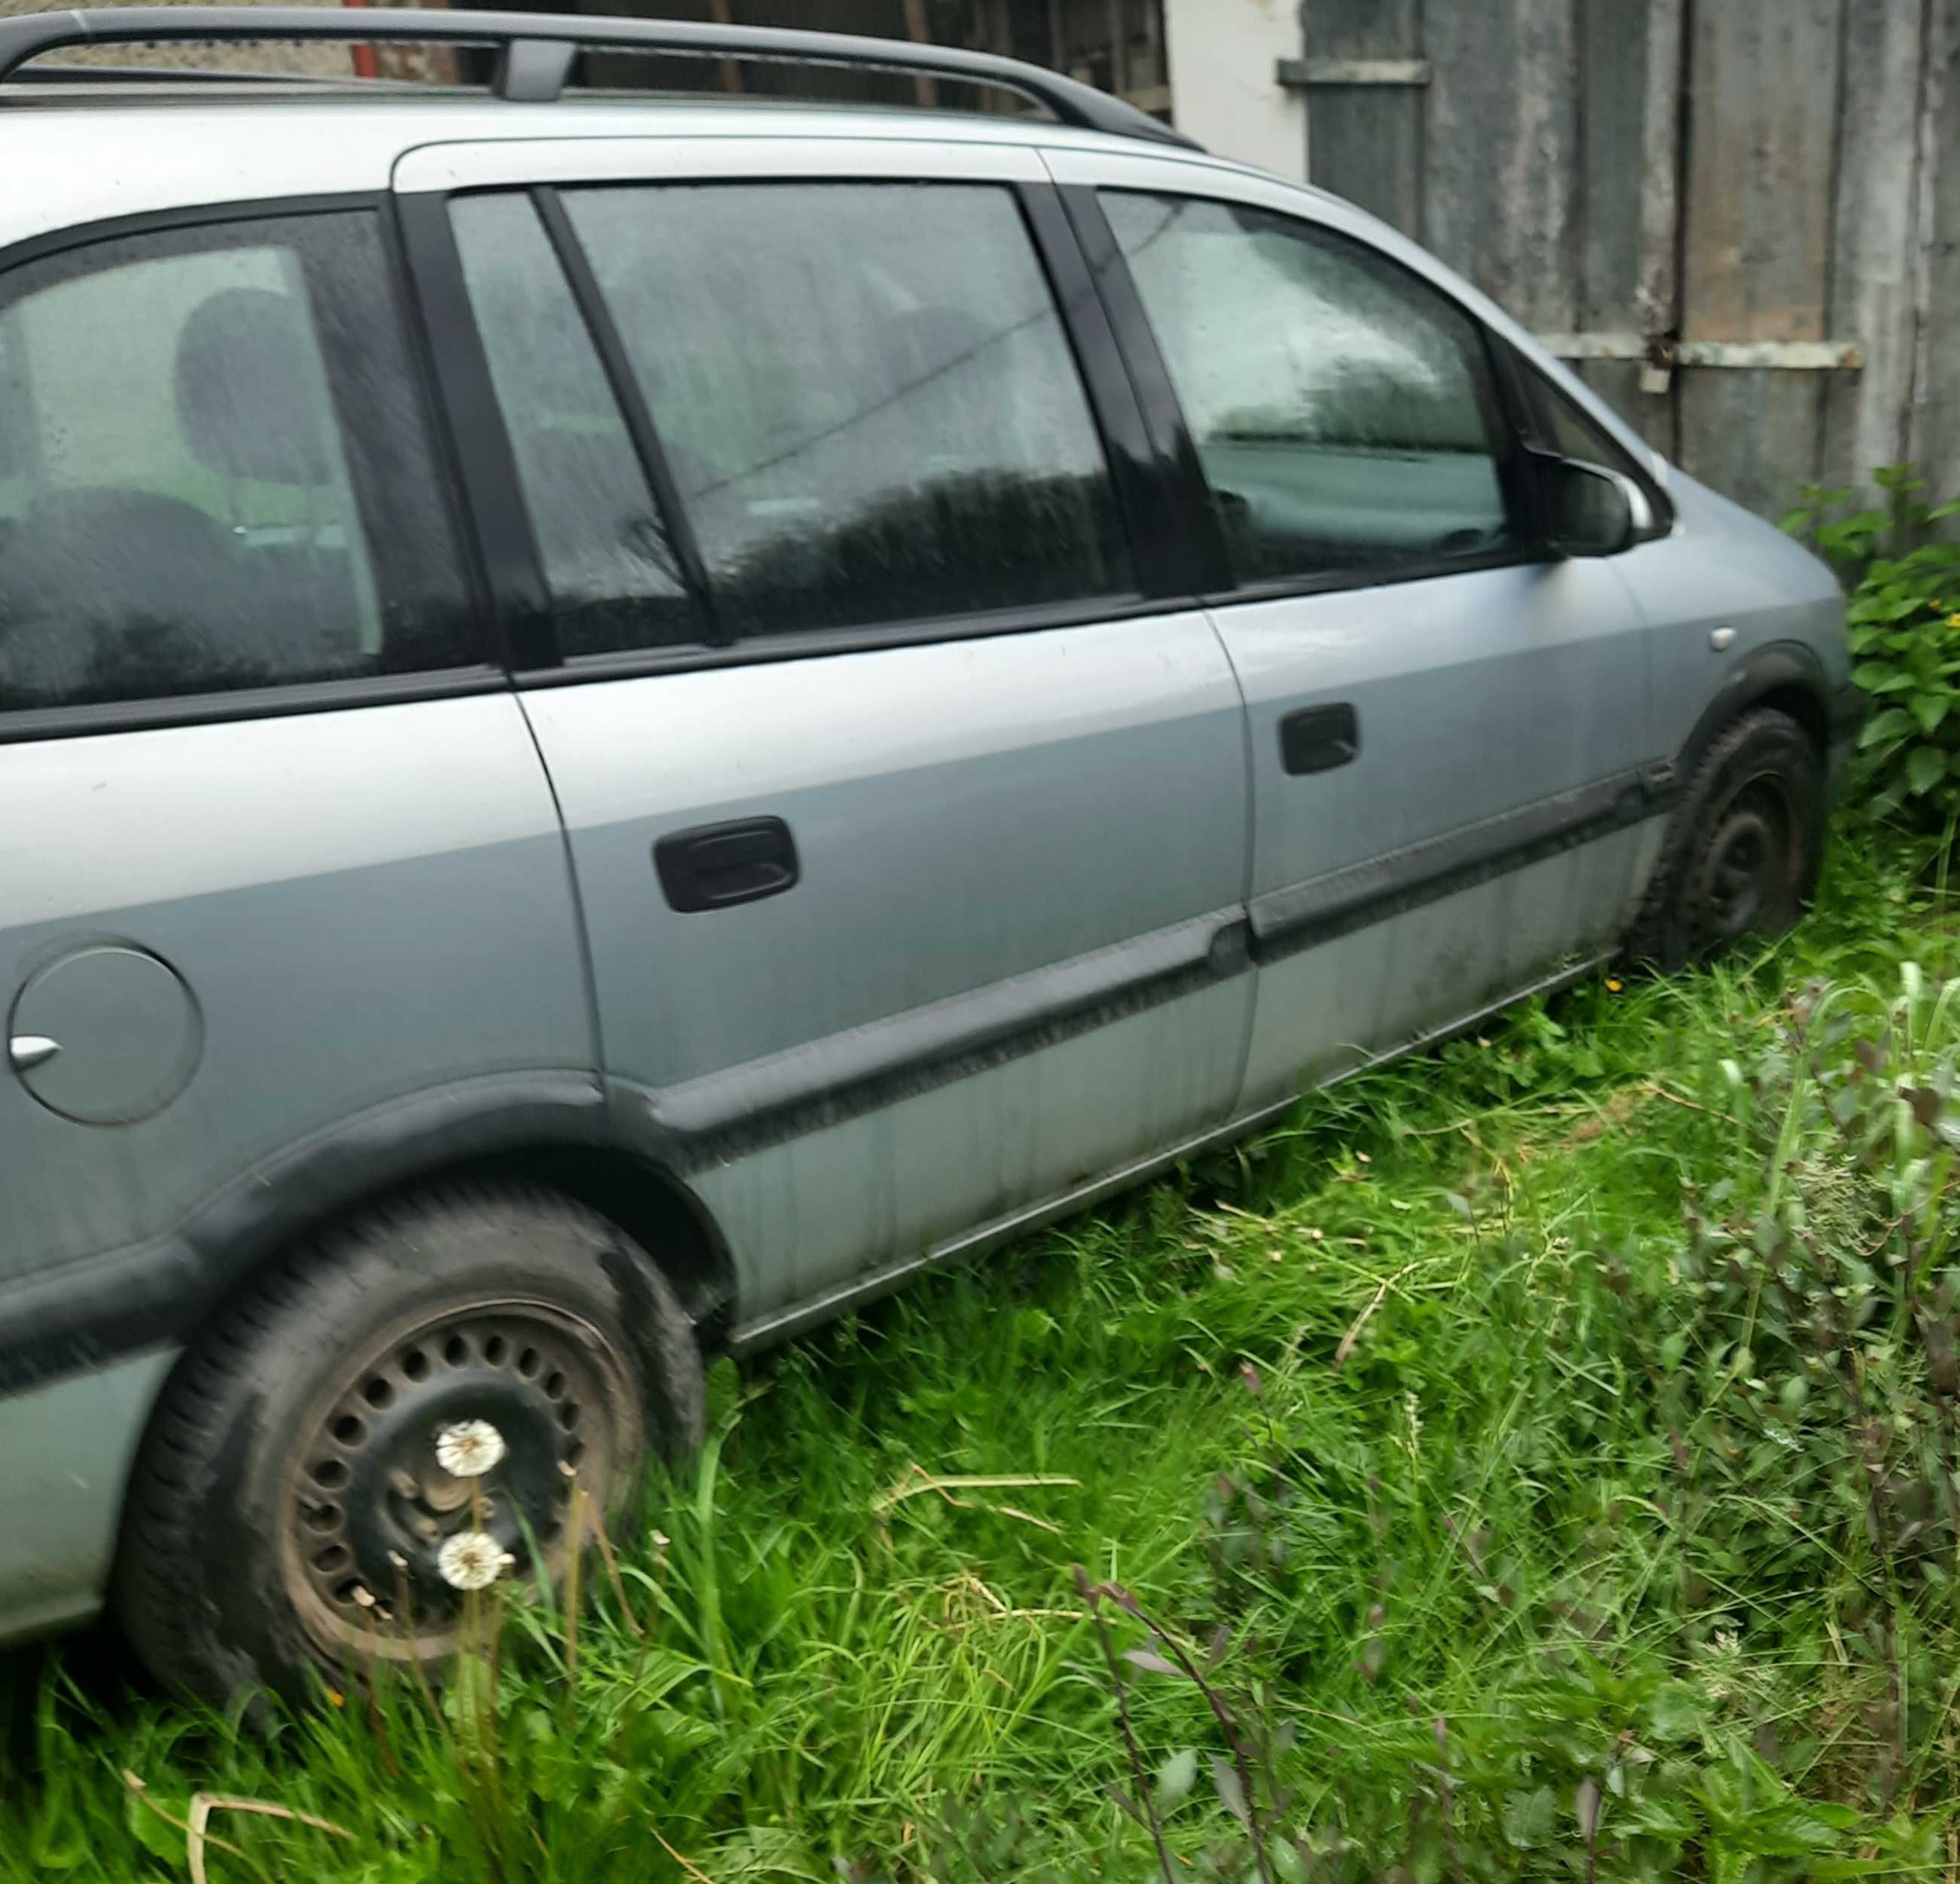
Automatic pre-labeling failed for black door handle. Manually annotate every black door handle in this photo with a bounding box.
[1279,703,1360,775]
[655,817,799,913]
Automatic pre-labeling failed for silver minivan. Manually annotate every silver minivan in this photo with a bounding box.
[0,5,1855,1700]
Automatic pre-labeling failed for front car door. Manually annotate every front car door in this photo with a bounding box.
[396,136,1253,1340]
[1047,148,1664,1111]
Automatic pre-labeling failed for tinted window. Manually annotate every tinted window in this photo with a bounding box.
[451,194,696,658]
[1102,191,1515,584]
[562,182,1131,641]
[0,213,472,713]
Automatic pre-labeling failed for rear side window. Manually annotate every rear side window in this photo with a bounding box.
[549,181,1131,643]
[0,212,473,715]
[1101,191,1516,586]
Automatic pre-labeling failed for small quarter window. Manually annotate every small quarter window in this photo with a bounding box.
[0,212,473,714]
[1519,362,1672,530]
[450,193,698,658]
[1102,191,1516,586]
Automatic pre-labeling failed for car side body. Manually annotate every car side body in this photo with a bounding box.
[0,38,1852,1662]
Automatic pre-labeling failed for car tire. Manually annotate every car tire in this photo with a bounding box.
[1628,707,1824,973]
[111,1184,705,1705]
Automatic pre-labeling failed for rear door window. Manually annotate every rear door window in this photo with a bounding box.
[466,180,1131,646]
[1101,191,1518,586]
[0,212,473,715]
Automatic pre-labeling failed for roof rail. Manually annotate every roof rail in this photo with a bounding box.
[0,5,1200,147]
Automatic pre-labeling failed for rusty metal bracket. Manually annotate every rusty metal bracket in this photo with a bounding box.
[1534,332,1864,396]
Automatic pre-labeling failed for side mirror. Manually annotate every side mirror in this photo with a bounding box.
[1542,456,1652,557]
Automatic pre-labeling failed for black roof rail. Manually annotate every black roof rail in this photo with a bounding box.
[0,5,1201,148]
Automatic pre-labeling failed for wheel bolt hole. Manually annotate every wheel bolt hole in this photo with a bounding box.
[331,1414,365,1448]
[304,1502,343,1534]
[557,1400,579,1431]
[483,1334,508,1366]
[564,1440,585,1470]
[313,1543,350,1575]
[401,1348,430,1382]
[517,1347,541,1379]
[362,1377,394,1410]
[543,1370,566,1400]
[442,1334,469,1367]
[333,1578,367,1608]
[311,1459,349,1491]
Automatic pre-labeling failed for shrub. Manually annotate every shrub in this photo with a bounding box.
[1784,466,1960,828]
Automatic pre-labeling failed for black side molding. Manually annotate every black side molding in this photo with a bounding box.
[1250,763,1669,960]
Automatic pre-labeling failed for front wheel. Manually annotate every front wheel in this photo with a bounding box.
[1628,707,1824,972]
[113,1186,705,1704]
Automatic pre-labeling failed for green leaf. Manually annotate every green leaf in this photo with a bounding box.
[1156,1748,1198,1812]
[1209,1756,1250,1829]
[1623,1795,1699,1841]
[1851,661,1904,690]
[127,1793,184,1864]
[1860,706,1914,749]
[1910,692,1952,736]
[1907,745,1946,795]
[1503,1786,1557,1849]
[1647,1680,1708,1741]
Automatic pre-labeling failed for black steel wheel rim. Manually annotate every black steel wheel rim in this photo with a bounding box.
[282,1300,627,1658]
[1692,768,1797,951]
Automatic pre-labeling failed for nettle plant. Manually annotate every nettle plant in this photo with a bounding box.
[1784,466,1960,827]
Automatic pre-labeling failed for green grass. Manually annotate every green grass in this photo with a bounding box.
[5,834,1959,1882]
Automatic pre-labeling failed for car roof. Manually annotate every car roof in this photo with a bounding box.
[0,88,1253,256]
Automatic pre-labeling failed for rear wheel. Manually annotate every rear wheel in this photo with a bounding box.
[113,1186,704,1703]
[1629,707,1823,971]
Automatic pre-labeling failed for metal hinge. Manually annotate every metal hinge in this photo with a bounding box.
[1275,57,1432,88]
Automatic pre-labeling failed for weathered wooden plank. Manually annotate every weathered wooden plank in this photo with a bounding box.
[1424,0,1580,330]
[1820,0,1927,496]
[1302,0,1423,236]
[1677,0,1843,515]
[1912,0,1960,505]
[1576,0,1668,445]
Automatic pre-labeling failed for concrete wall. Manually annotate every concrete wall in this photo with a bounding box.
[1162,0,1305,180]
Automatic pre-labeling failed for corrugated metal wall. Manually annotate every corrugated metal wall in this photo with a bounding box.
[1297,0,1960,517]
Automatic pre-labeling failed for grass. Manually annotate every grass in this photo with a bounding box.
[4,831,1960,1882]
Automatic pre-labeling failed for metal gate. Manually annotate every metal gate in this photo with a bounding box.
[1288,0,1960,517]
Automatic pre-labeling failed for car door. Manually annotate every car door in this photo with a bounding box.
[1046,148,1664,1111]
[0,205,591,1369]
[399,137,1253,1336]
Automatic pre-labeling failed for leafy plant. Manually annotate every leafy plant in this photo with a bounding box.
[1784,464,1960,826]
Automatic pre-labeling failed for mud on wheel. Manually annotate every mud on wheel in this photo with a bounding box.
[113,1187,705,1703]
